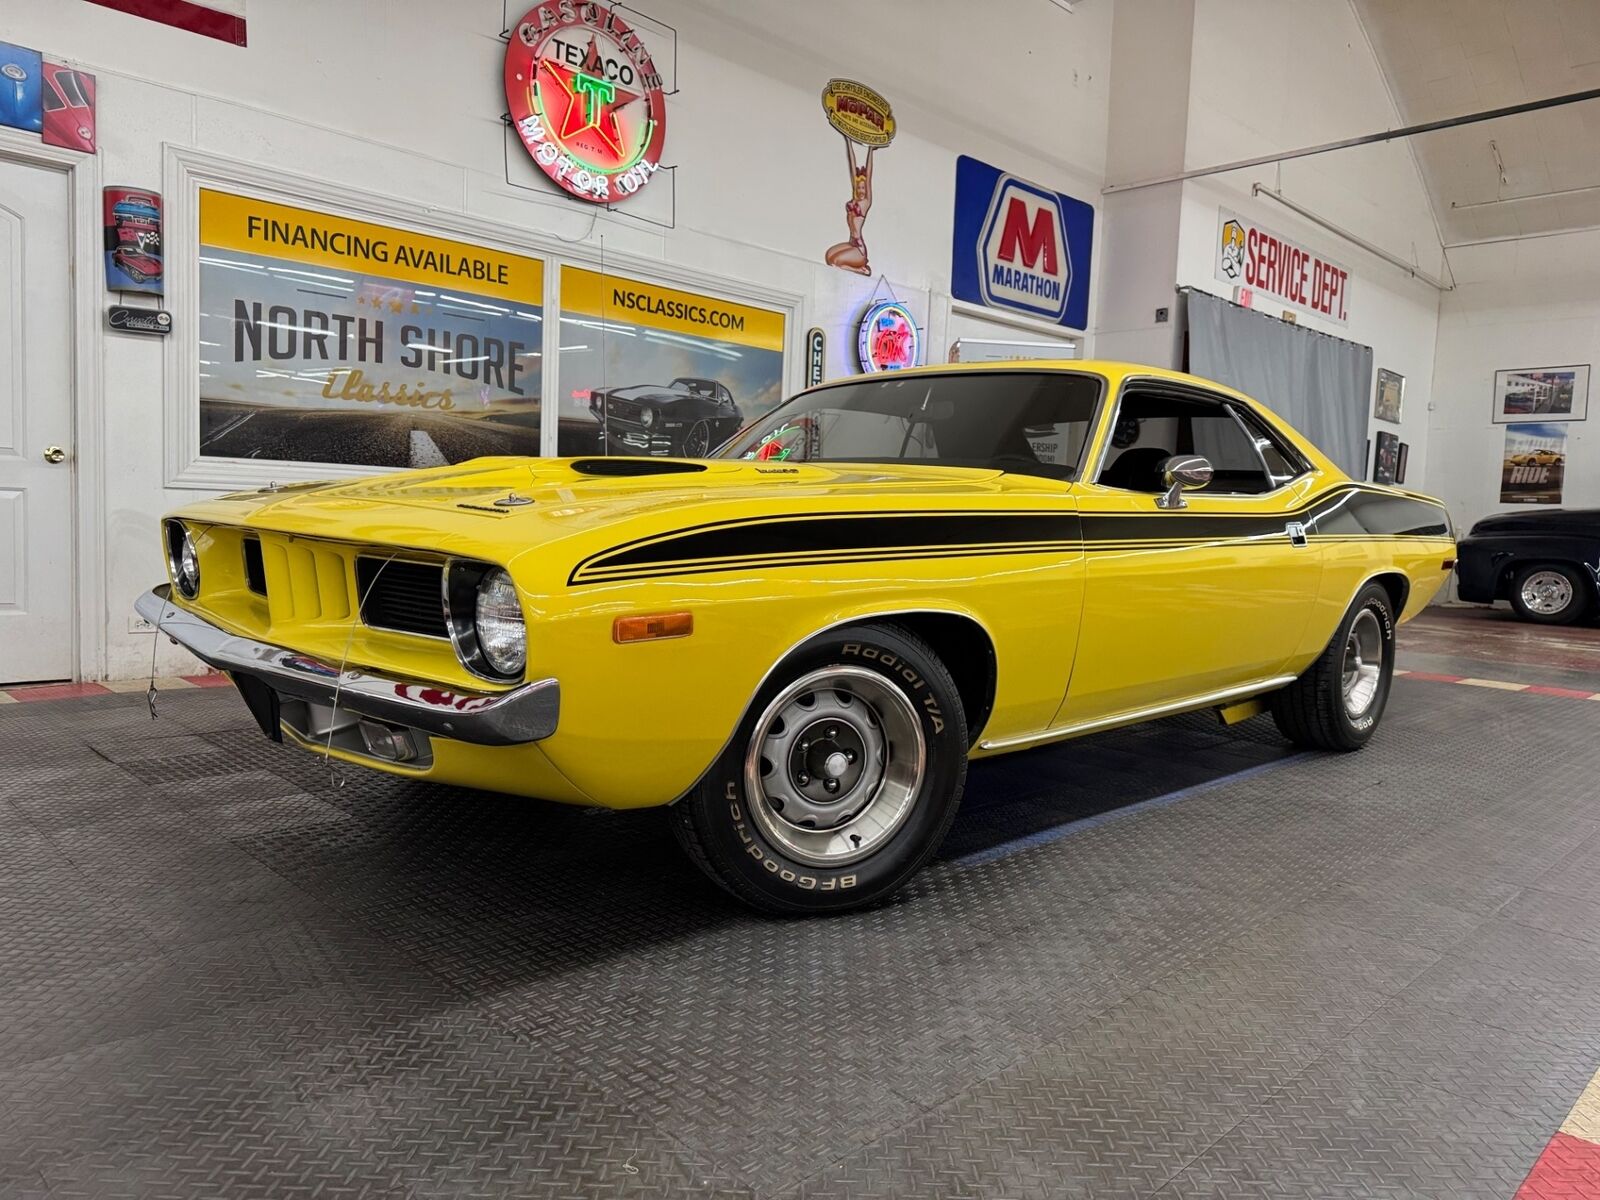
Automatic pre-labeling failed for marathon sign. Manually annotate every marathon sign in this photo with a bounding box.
[1215,209,1350,326]
[951,155,1093,330]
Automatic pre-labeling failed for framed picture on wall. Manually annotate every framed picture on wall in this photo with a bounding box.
[1373,430,1400,485]
[1396,441,1409,485]
[1373,368,1404,424]
[1492,364,1589,423]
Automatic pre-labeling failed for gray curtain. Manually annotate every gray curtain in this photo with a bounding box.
[1185,289,1371,478]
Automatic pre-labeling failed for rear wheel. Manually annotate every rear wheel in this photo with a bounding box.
[671,624,967,914]
[1271,582,1396,751]
[1508,563,1590,625]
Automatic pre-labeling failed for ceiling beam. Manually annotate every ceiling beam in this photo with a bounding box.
[1103,87,1600,195]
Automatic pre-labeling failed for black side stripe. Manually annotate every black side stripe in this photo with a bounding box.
[567,485,1450,585]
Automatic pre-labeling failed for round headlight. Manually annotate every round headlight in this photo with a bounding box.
[641,408,655,428]
[474,568,525,677]
[165,520,201,599]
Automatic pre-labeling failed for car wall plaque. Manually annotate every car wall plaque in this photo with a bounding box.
[106,305,172,336]
[505,1,667,205]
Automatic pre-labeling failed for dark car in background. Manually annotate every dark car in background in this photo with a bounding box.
[1456,508,1600,625]
[589,377,742,457]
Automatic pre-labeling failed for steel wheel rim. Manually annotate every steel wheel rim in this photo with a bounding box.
[744,666,925,868]
[1521,570,1573,616]
[1341,608,1384,718]
[683,422,710,457]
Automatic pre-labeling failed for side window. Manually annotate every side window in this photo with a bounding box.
[1098,388,1301,496]
[1228,403,1308,488]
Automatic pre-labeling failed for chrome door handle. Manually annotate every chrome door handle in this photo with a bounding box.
[42,445,67,464]
[1285,521,1308,547]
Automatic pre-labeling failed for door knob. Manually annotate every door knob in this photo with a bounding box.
[42,445,67,464]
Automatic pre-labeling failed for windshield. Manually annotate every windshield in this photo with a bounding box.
[716,370,1102,479]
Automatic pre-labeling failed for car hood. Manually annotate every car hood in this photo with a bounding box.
[174,457,1039,576]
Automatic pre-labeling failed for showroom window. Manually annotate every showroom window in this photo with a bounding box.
[195,189,545,470]
[557,266,788,459]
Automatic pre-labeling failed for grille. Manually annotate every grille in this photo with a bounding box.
[356,557,448,639]
[603,399,644,424]
[242,538,267,595]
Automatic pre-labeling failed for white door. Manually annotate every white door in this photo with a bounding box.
[0,158,74,684]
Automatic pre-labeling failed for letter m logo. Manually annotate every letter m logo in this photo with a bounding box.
[978,176,1071,323]
[998,198,1059,274]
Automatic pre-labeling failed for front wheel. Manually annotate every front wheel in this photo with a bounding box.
[681,420,711,457]
[1271,582,1396,751]
[1509,563,1591,626]
[671,624,968,914]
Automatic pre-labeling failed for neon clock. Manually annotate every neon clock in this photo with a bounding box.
[857,300,919,372]
[505,2,667,205]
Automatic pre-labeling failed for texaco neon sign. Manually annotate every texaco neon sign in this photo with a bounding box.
[505,2,667,205]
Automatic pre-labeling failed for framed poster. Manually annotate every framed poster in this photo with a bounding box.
[1373,368,1404,425]
[104,188,164,294]
[1373,430,1400,485]
[557,266,786,457]
[1492,364,1589,423]
[1500,423,1566,505]
[197,189,544,467]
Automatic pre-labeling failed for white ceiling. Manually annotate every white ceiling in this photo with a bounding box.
[1352,0,1600,244]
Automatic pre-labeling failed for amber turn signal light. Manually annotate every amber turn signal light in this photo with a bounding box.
[613,612,694,643]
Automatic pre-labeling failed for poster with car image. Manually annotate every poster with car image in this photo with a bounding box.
[197,190,543,468]
[558,266,786,457]
[1492,365,1589,422]
[1500,423,1567,505]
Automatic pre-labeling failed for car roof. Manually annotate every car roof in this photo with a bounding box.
[813,360,1260,405]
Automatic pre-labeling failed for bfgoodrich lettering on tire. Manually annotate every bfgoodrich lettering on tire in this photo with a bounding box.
[1270,581,1396,752]
[671,623,967,914]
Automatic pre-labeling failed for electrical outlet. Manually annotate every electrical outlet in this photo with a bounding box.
[130,614,155,633]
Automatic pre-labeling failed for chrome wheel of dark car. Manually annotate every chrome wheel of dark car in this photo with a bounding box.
[683,420,711,457]
[1509,562,1590,625]
[1519,569,1575,617]
[1341,608,1384,719]
[743,665,925,868]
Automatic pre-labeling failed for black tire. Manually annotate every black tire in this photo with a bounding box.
[1271,582,1395,752]
[1508,562,1591,626]
[671,623,968,914]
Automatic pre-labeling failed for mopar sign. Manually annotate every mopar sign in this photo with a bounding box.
[951,155,1093,330]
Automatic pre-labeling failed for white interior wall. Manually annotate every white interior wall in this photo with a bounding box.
[0,0,1113,679]
[1430,229,1600,557]
[1171,0,1444,486]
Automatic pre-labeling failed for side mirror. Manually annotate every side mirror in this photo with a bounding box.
[1155,455,1213,510]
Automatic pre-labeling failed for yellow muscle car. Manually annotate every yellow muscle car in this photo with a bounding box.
[138,362,1455,913]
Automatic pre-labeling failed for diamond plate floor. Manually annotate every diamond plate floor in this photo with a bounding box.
[1,611,1597,1198]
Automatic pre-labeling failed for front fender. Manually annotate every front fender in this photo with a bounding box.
[528,557,1079,809]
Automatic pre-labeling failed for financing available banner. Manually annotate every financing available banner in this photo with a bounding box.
[557,266,786,457]
[197,190,544,468]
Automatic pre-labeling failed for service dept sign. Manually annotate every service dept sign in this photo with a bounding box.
[1215,208,1350,325]
[505,2,667,204]
[950,155,1094,330]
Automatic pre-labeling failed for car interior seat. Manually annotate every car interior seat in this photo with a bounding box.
[1100,446,1173,492]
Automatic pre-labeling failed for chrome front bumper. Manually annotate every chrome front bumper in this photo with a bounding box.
[134,585,559,746]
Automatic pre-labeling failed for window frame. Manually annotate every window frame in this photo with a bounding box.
[1090,377,1313,499]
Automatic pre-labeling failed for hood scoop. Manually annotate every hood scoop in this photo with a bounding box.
[570,458,708,477]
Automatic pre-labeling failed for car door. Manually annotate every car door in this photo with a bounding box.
[1053,380,1325,726]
